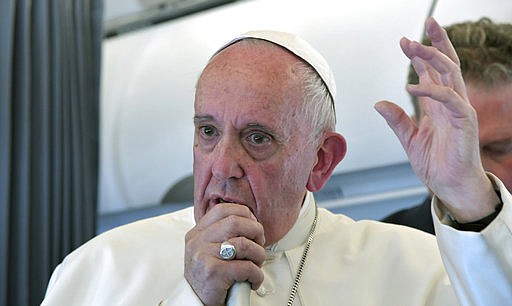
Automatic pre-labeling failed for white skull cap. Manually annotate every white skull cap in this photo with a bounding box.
[212,30,337,102]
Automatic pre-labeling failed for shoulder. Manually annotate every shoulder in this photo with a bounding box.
[43,207,196,304]
[59,206,195,271]
[87,206,195,251]
[317,207,440,258]
[303,208,453,304]
[314,208,447,285]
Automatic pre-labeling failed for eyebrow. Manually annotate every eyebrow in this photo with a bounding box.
[484,138,512,146]
[193,115,273,131]
[247,123,274,133]
[193,115,215,124]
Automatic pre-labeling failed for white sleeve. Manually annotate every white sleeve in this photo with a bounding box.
[157,278,204,306]
[432,173,512,306]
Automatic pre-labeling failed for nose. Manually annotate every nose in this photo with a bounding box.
[211,137,245,180]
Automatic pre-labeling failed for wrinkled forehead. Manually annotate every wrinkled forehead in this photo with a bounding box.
[197,39,307,110]
[210,30,336,103]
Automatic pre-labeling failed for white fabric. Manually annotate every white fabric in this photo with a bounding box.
[212,30,337,101]
[432,173,512,306]
[41,181,512,306]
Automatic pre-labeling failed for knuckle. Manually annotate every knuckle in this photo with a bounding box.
[233,237,248,252]
[184,229,195,243]
[223,215,245,237]
[184,230,203,252]
[224,214,240,228]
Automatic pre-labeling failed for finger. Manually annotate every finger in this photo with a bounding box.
[401,38,457,76]
[410,55,442,86]
[184,249,263,304]
[407,56,460,116]
[401,38,466,99]
[226,260,264,290]
[219,237,266,266]
[211,214,265,246]
[193,203,265,246]
[406,84,473,121]
[196,203,257,229]
[424,17,460,66]
[400,19,460,70]
[374,101,416,150]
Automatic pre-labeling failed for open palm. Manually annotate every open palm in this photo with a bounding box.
[376,18,498,222]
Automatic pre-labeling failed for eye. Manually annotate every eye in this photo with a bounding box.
[248,132,270,145]
[199,125,217,137]
[482,140,512,158]
[242,130,278,160]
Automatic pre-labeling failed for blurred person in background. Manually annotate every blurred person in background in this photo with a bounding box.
[382,17,512,234]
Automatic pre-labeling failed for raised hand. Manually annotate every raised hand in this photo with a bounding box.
[375,17,500,222]
[184,203,266,305]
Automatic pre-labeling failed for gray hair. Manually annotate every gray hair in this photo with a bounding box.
[294,62,336,145]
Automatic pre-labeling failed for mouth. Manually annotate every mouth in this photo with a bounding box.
[212,195,242,205]
[211,197,256,217]
[216,197,237,204]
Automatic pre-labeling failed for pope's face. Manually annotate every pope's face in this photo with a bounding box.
[468,82,512,192]
[192,42,320,246]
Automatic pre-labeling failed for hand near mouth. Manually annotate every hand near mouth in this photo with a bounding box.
[184,202,266,306]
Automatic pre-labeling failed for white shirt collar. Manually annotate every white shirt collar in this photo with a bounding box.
[266,191,316,253]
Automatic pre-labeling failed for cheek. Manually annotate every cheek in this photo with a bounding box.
[282,158,307,186]
[270,148,315,193]
[192,147,212,218]
[193,140,215,170]
[284,145,316,177]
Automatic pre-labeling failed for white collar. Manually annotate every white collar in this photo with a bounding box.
[266,191,316,253]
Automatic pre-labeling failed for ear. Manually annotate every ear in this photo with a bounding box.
[306,132,347,192]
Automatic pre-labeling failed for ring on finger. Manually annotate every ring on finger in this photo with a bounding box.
[220,241,236,260]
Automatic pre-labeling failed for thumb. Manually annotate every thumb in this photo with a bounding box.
[374,100,416,149]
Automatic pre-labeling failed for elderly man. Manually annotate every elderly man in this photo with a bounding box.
[41,18,511,306]
[382,18,512,234]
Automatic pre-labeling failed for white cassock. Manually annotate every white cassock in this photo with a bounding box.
[41,174,512,306]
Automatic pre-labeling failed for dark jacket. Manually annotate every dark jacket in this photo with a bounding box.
[381,196,435,235]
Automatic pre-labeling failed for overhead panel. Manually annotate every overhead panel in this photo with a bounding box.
[103,0,239,37]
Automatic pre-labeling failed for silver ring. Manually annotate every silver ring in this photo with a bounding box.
[220,241,236,260]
